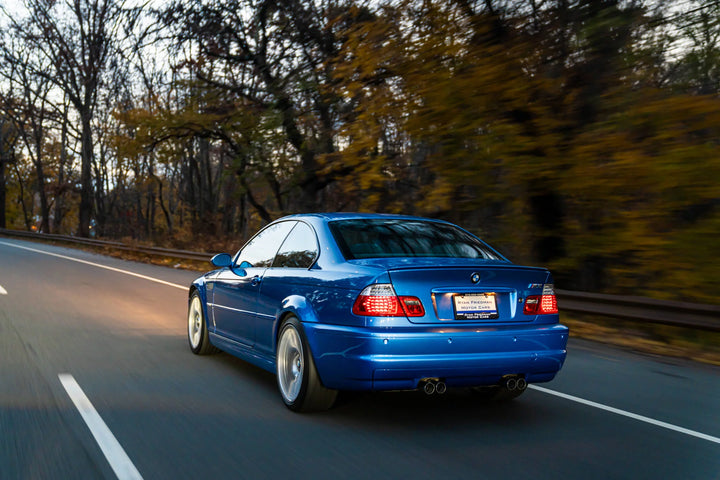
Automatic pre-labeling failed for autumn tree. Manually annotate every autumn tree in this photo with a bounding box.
[11,0,128,237]
[330,0,720,300]
[0,42,55,233]
[156,0,365,218]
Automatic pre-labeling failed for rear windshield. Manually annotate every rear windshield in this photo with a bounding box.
[329,219,503,260]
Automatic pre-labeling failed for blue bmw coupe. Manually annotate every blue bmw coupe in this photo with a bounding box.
[188,213,568,411]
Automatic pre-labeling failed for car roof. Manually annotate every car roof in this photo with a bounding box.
[277,212,453,224]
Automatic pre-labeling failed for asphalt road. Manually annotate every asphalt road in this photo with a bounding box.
[1,237,718,480]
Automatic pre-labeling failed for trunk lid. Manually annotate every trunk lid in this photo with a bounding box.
[387,265,551,324]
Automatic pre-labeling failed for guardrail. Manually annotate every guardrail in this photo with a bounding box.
[0,228,212,262]
[1,228,718,331]
[556,289,720,332]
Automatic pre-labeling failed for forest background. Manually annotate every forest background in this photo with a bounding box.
[0,0,718,304]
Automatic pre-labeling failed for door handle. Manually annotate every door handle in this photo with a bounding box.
[250,275,262,286]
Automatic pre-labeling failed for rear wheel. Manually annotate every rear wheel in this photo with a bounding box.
[188,292,218,355]
[276,317,337,412]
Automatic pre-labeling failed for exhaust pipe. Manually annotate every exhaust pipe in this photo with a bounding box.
[420,378,447,395]
[423,381,436,395]
[503,376,527,391]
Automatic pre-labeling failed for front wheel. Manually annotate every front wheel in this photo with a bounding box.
[276,317,337,412]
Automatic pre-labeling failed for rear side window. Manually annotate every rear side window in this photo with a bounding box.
[273,222,319,268]
[236,221,296,267]
[329,219,502,260]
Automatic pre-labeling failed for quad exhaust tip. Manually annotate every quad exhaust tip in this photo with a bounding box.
[504,376,527,391]
[420,378,446,395]
[420,376,526,395]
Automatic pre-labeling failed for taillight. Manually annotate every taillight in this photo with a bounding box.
[352,284,425,317]
[399,297,425,316]
[524,284,558,315]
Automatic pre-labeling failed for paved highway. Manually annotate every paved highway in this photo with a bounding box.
[1,238,718,480]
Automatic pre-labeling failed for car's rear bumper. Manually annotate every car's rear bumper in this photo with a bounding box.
[304,322,569,391]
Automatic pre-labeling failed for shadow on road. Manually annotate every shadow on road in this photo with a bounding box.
[207,347,557,430]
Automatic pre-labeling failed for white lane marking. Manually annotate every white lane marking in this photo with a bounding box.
[529,385,720,445]
[0,241,186,290]
[0,284,7,295]
[59,374,144,480]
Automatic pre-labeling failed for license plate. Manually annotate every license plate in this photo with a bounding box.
[453,293,498,320]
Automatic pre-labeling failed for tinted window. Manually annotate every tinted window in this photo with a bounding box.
[236,221,296,268]
[329,219,502,260]
[273,222,319,268]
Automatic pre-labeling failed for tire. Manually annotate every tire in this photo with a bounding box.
[188,291,219,355]
[276,316,337,412]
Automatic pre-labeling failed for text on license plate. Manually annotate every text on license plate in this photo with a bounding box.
[453,293,498,320]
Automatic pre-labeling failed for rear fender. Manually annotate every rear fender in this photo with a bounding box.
[274,295,320,351]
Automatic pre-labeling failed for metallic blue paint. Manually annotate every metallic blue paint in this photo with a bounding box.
[190,213,568,393]
[302,322,567,390]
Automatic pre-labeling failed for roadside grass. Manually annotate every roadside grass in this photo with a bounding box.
[80,241,211,272]
[562,313,720,366]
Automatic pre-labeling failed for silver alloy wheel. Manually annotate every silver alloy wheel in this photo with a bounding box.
[188,295,203,349]
[277,324,304,403]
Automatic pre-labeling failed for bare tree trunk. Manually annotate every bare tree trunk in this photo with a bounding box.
[12,163,32,230]
[53,102,70,233]
[0,156,5,229]
[79,112,94,237]
[33,136,50,233]
[152,173,173,235]
[0,118,10,229]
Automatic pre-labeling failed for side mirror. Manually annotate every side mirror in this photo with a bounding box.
[211,253,233,268]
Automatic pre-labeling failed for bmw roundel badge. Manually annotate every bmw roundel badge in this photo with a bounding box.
[471,272,481,284]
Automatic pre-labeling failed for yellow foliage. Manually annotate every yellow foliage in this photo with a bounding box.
[328,0,720,302]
